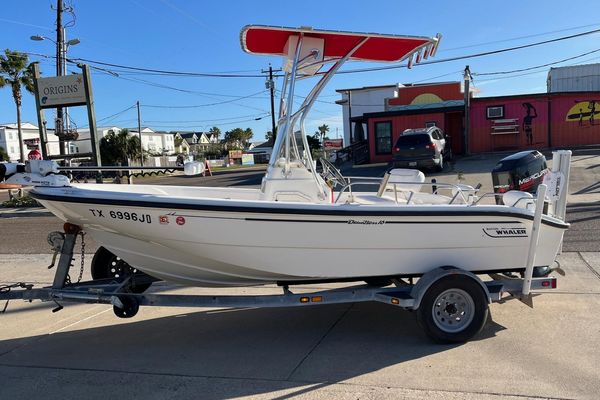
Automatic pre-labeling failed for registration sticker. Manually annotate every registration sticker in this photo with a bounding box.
[176,216,186,226]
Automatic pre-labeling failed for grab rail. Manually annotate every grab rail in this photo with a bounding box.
[334,178,477,205]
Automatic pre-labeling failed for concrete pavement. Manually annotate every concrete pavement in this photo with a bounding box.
[0,251,599,399]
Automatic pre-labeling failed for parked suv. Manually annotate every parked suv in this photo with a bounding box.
[391,127,451,171]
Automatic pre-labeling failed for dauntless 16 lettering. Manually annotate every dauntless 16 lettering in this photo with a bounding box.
[89,209,151,223]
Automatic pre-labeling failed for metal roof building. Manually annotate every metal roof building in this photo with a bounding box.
[547,63,600,93]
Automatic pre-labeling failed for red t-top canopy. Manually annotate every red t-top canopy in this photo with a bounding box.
[241,25,436,63]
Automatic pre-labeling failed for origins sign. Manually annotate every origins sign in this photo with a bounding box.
[36,74,86,108]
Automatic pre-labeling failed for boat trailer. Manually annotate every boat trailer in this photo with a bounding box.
[0,183,561,342]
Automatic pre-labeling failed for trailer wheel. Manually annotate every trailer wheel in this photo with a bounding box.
[416,275,488,343]
[113,295,139,318]
[91,247,152,293]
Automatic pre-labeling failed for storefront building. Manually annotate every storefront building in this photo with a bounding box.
[356,81,600,163]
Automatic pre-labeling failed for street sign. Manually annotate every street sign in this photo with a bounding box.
[37,74,87,109]
[323,139,343,150]
[242,153,255,165]
[229,150,243,159]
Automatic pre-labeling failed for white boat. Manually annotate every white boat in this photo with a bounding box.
[9,26,571,288]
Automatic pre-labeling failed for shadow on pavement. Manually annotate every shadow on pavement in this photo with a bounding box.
[0,301,506,399]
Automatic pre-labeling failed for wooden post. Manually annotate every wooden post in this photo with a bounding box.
[463,65,471,156]
[31,62,48,159]
[81,64,101,166]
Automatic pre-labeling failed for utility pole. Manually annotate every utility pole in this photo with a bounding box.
[262,65,280,145]
[463,65,472,156]
[55,0,66,155]
[137,101,143,166]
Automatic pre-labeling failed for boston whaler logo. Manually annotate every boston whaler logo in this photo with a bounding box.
[348,219,386,225]
[483,226,528,238]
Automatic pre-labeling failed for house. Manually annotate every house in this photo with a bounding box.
[174,131,221,154]
[128,127,175,154]
[0,122,60,161]
[76,127,175,155]
[246,140,273,163]
[335,84,401,147]
[72,126,122,154]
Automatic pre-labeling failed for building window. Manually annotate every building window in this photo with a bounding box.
[8,132,13,140]
[486,105,505,119]
[425,121,437,128]
[374,121,392,155]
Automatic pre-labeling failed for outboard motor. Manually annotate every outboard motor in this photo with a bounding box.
[491,150,548,205]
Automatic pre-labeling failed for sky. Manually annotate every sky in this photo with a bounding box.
[1,0,600,143]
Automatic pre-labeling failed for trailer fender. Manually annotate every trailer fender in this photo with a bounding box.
[409,266,491,310]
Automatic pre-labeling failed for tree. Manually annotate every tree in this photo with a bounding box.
[224,127,253,148]
[208,126,221,142]
[316,124,330,143]
[99,129,142,165]
[265,128,277,145]
[306,132,322,152]
[0,146,9,161]
[265,130,274,143]
[0,50,35,163]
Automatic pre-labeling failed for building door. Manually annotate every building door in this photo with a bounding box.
[444,112,464,155]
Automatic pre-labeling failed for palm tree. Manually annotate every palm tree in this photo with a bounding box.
[0,50,35,162]
[209,126,221,142]
[316,124,330,143]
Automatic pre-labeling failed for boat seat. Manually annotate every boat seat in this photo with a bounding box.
[377,168,425,198]
[352,194,403,205]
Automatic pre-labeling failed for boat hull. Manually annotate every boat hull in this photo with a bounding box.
[31,185,568,287]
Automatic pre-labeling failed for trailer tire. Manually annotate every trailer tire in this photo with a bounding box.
[113,295,139,318]
[91,247,152,293]
[416,275,488,343]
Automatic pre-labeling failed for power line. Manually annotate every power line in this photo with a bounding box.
[143,116,268,129]
[25,26,600,82]
[473,48,600,76]
[441,22,600,52]
[336,27,600,74]
[141,90,268,108]
[68,56,266,77]
[97,104,136,123]
[59,27,599,78]
[142,113,270,123]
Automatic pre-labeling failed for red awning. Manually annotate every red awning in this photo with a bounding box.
[240,25,436,63]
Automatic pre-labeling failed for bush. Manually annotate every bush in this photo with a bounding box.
[1,195,41,208]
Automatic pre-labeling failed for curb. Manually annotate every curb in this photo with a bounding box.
[0,207,51,218]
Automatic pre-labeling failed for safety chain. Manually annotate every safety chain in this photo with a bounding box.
[64,231,86,285]
[0,282,33,313]
[77,231,86,283]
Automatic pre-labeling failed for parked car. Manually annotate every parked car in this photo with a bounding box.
[391,127,451,171]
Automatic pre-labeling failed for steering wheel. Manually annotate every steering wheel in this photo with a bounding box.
[319,157,346,188]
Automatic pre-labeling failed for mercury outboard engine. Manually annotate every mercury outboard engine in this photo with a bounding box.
[491,150,548,205]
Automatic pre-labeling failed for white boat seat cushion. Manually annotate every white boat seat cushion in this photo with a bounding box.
[385,168,425,192]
